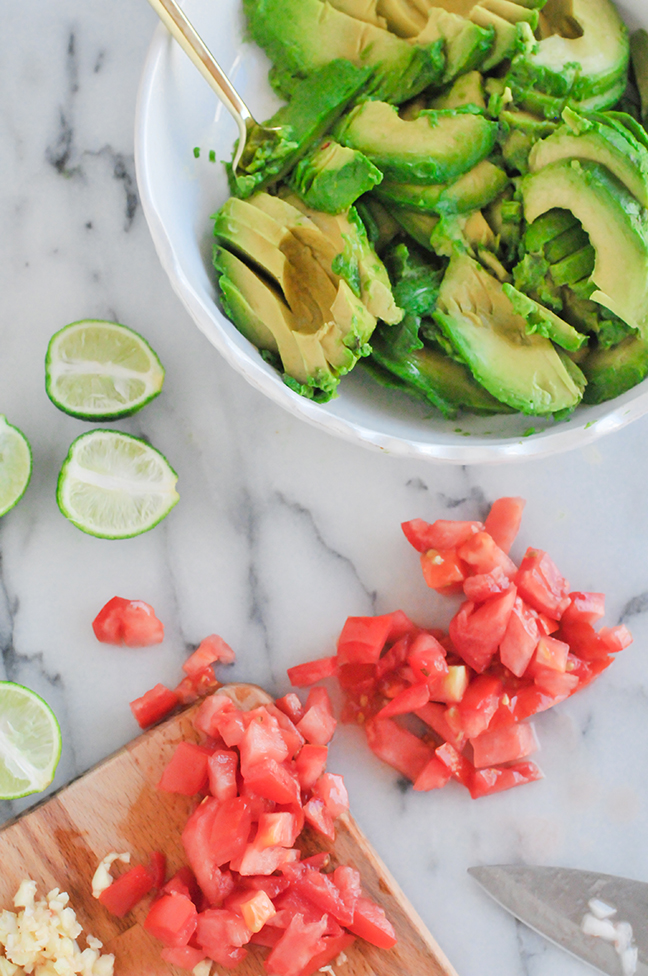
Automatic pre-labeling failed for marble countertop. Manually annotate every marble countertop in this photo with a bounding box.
[2,2,648,974]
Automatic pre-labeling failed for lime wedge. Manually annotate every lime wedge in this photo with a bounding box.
[0,682,62,799]
[45,319,165,420]
[0,416,32,517]
[57,430,179,538]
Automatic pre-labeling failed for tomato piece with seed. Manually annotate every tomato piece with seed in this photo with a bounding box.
[449,586,517,673]
[130,684,179,729]
[456,674,503,738]
[470,760,543,798]
[561,592,605,625]
[484,497,525,554]
[402,518,484,552]
[515,548,570,620]
[435,742,474,787]
[376,682,430,719]
[420,548,466,591]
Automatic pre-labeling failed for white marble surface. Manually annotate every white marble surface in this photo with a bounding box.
[2,3,648,975]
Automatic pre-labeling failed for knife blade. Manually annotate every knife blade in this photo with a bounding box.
[468,865,648,976]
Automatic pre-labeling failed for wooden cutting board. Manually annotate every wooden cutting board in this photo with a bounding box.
[0,684,458,976]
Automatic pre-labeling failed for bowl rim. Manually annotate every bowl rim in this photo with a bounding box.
[134,17,648,465]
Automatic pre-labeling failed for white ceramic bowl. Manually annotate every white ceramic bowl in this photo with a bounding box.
[135,0,647,463]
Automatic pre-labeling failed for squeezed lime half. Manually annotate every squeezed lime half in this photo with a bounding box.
[0,682,62,799]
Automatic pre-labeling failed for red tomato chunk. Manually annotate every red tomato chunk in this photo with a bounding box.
[99,864,153,918]
[93,596,164,646]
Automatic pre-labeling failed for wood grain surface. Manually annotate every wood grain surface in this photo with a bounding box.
[0,685,458,976]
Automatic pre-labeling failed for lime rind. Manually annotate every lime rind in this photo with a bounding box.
[45,319,165,421]
[57,429,179,539]
[0,416,32,518]
[0,682,62,800]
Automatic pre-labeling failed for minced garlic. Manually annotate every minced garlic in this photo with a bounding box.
[91,854,130,901]
[0,880,114,976]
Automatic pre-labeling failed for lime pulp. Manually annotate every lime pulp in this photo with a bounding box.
[0,682,62,800]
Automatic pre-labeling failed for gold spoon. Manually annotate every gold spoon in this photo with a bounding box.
[146,0,283,174]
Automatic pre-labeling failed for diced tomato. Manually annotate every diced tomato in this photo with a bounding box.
[161,867,201,904]
[312,772,349,818]
[536,613,559,635]
[435,742,474,787]
[254,811,301,850]
[296,687,337,746]
[293,867,354,926]
[449,586,517,673]
[527,635,569,676]
[413,756,452,791]
[332,865,361,922]
[420,548,466,591]
[337,663,377,700]
[239,711,289,774]
[463,566,512,603]
[174,675,200,706]
[402,518,483,552]
[93,596,164,646]
[414,702,466,750]
[561,592,605,625]
[568,654,614,688]
[195,908,252,950]
[160,946,206,968]
[458,531,518,579]
[469,760,543,799]
[408,632,448,684]
[348,897,397,949]
[295,743,329,791]
[147,851,166,889]
[386,609,419,643]
[470,722,538,769]
[266,704,305,759]
[182,796,253,903]
[557,619,615,661]
[484,497,525,554]
[232,844,299,876]
[499,598,539,678]
[510,683,568,721]
[226,889,276,933]
[250,926,284,948]
[427,665,469,705]
[144,893,198,948]
[598,625,633,652]
[303,797,336,840]
[515,548,570,620]
[158,741,210,795]
[301,933,356,976]
[243,759,301,806]
[183,635,235,677]
[207,749,239,801]
[204,944,247,968]
[240,875,290,899]
[533,668,579,698]
[99,864,153,917]
[365,718,432,781]
[287,656,338,687]
[376,682,430,719]
[273,880,341,933]
[193,693,234,737]
[456,674,503,738]
[266,914,329,976]
[336,614,396,665]
[130,684,179,729]
[375,635,411,681]
[275,693,305,723]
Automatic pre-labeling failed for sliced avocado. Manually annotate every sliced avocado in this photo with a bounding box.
[376,160,509,215]
[336,101,499,183]
[384,241,445,317]
[355,197,401,253]
[528,107,648,209]
[430,210,497,257]
[326,0,387,26]
[289,139,382,214]
[369,330,513,416]
[502,283,587,350]
[502,130,535,174]
[506,0,629,107]
[521,160,648,335]
[500,110,558,137]
[485,192,523,263]
[548,245,595,287]
[543,223,589,264]
[469,7,521,72]
[242,0,445,103]
[631,30,648,126]
[477,0,539,29]
[581,334,648,404]
[377,0,426,36]
[281,192,404,323]
[429,70,486,110]
[390,208,440,251]
[524,207,578,253]
[228,61,371,199]
[322,281,378,371]
[433,253,584,413]
[415,9,495,83]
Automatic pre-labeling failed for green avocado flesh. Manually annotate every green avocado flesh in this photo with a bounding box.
[289,139,382,213]
[415,8,495,82]
[243,0,445,102]
[376,159,509,215]
[581,334,648,403]
[434,253,584,414]
[336,101,499,183]
[521,160,648,336]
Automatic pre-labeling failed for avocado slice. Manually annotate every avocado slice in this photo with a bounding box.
[469,8,523,72]
[384,241,445,317]
[242,0,445,103]
[377,0,427,36]
[631,30,648,126]
[478,0,539,29]
[327,0,387,26]
[502,283,587,351]
[289,140,383,214]
[390,208,440,251]
[521,160,648,336]
[355,197,401,253]
[228,60,371,199]
[369,330,513,416]
[524,207,578,253]
[376,160,509,215]
[429,70,486,110]
[528,107,648,209]
[506,0,629,109]
[336,101,499,183]
[581,334,648,404]
[415,8,495,83]
[281,192,404,324]
[433,253,585,413]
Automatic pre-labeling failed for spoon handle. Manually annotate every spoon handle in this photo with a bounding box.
[146,0,251,143]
